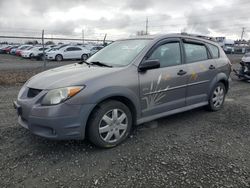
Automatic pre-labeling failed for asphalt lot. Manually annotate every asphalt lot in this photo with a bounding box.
[0,54,75,70]
[0,54,250,187]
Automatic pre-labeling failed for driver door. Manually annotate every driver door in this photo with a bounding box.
[64,47,74,59]
[139,38,189,117]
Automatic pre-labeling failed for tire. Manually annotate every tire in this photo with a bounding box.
[29,53,33,58]
[55,54,63,61]
[81,54,88,61]
[207,82,226,111]
[87,100,132,148]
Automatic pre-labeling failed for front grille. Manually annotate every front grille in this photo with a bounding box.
[27,88,42,98]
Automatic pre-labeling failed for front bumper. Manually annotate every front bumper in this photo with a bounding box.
[21,54,30,58]
[46,54,55,60]
[14,87,95,140]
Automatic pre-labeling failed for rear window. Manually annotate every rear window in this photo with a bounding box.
[207,43,219,58]
[184,43,208,63]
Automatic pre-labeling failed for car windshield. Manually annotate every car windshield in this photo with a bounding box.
[244,53,250,57]
[86,39,151,67]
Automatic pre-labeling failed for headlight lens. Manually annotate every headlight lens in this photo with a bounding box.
[42,86,84,105]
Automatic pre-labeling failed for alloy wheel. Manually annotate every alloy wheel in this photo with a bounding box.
[99,109,128,143]
[212,86,225,108]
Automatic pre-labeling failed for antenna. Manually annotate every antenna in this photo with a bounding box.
[146,17,148,35]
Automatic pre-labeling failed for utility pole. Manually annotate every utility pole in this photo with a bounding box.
[82,29,84,44]
[103,33,107,46]
[146,17,148,35]
[241,27,246,41]
[42,29,46,69]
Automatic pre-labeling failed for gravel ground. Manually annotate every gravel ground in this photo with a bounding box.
[0,54,250,187]
[0,54,78,85]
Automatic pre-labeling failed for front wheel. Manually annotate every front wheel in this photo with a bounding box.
[55,54,63,61]
[207,82,226,111]
[87,100,132,148]
[81,54,88,60]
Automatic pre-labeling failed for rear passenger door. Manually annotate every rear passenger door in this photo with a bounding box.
[183,39,218,105]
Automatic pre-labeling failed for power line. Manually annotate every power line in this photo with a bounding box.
[0,35,113,42]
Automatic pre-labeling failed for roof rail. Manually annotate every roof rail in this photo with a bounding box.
[180,32,216,42]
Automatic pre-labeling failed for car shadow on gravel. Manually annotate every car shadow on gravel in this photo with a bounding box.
[20,106,208,153]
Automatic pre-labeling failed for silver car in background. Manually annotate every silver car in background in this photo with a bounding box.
[14,34,231,148]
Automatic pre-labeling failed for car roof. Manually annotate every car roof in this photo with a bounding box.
[64,45,83,48]
[118,33,220,47]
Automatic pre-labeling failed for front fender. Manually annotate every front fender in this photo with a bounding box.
[90,86,141,118]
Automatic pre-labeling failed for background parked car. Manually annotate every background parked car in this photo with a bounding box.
[15,45,33,56]
[0,45,11,54]
[35,48,52,60]
[10,47,20,55]
[4,45,19,54]
[46,46,90,61]
[242,52,250,62]
[90,46,104,55]
[21,46,49,59]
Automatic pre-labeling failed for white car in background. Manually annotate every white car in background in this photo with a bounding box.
[21,47,49,58]
[242,53,250,62]
[46,46,90,61]
[90,46,104,55]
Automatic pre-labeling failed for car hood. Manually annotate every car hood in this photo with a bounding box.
[22,50,31,53]
[46,50,59,54]
[26,63,121,90]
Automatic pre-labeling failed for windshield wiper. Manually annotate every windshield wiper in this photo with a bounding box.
[78,60,92,66]
[90,61,113,68]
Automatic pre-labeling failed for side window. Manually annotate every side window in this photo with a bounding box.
[207,43,219,58]
[66,47,74,51]
[73,47,82,51]
[148,42,181,68]
[184,43,208,63]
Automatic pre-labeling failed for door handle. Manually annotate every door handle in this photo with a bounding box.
[209,65,215,70]
[177,70,187,76]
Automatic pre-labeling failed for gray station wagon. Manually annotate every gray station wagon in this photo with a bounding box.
[14,34,231,148]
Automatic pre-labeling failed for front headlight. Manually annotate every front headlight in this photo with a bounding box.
[42,86,84,105]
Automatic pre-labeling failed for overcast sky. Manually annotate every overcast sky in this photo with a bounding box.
[0,0,250,41]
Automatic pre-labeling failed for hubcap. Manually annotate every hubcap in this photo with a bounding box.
[82,55,87,60]
[99,109,128,143]
[212,86,225,108]
[57,55,62,61]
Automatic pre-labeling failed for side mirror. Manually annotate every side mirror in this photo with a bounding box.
[138,59,160,72]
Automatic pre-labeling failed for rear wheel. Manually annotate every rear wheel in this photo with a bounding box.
[81,54,88,61]
[207,82,226,111]
[55,54,63,61]
[87,100,132,148]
